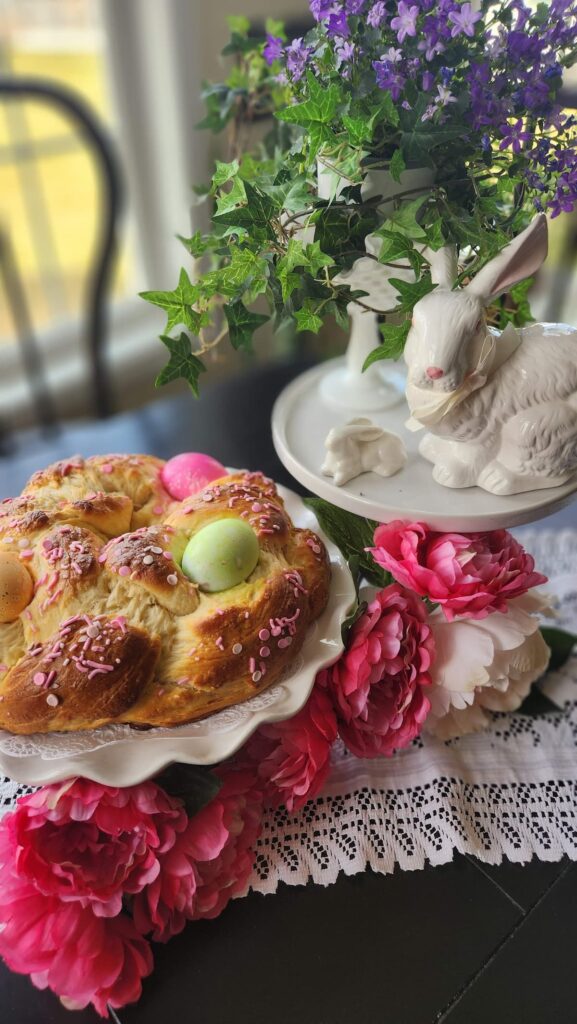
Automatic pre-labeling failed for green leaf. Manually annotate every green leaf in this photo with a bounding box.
[364,319,411,368]
[303,497,391,588]
[156,333,206,395]
[276,71,341,158]
[389,195,429,239]
[341,597,368,645]
[294,307,323,333]
[214,176,247,216]
[540,627,576,671]
[375,229,414,264]
[140,268,201,334]
[342,114,373,148]
[224,301,269,350]
[389,148,406,184]
[376,91,400,127]
[305,240,334,276]
[154,764,222,818]
[424,217,446,251]
[177,231,211,258]
[211,159,240,192]
[265,17,286,39]
[388,275,436,313]
[214,181,278,240]
[202,248,268,299]
[226,14,250,35]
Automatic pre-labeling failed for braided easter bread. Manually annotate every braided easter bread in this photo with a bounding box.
[0,455,330,734]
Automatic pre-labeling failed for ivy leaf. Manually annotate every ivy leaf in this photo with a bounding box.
[375,91,400,127]
[342,114,374,147]
[306,240,335,276]
[154,764,222,817]
[214,176,247,216]
[364,319,411,368]
[375,230,414,264]
[303,497,391,588]
[389,148,406,184]
[214,182,278,240]
[388,275,436,313]
[294,307,323,333]
[155,333,206,395]
[388,195,429,239]
[211,158,240,192]
[276,71,340,158]
[177,232,211,258]
[224,301,269,350]
[202,248,268,299]
[140,269,201,334]
[424,217,446,251]
[540,627,577,671]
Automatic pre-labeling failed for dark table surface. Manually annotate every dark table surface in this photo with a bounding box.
[1,360,576,1024]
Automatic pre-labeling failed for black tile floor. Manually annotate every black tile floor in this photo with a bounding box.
[1,361,576,1021]
[1,855,572,1023]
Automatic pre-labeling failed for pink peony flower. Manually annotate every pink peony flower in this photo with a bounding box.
[240,686,338,811]
[190,768,264,918]
[0,777,190,920]
[326,584,434,758]
[369,521,546,621]
[0,873,153,1017]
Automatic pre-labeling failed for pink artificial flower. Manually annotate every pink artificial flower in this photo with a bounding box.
[369,521,546,621]
[190,768,264,919]
[326,584,434,758]
[0,873,152,1018]
[240,686,338,811]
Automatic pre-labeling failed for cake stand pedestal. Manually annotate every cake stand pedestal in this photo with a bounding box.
[272,358,577,532]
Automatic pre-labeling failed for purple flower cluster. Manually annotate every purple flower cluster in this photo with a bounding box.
[266,0,577,219]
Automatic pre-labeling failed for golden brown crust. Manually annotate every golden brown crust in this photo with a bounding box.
[0,461,331,734]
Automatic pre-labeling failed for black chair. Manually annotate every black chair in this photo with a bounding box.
[0,75,124,436]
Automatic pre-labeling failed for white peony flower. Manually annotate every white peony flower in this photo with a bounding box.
[424,592,551,741]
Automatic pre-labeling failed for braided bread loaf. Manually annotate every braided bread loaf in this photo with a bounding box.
[0,455,330,734]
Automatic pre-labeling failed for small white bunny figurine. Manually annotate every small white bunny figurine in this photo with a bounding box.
[404,214,577,495]
[322,417,407,486]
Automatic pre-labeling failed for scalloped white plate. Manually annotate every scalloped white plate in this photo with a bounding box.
[0,483,356,786]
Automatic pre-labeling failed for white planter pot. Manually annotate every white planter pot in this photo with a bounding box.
[317,163,434,412]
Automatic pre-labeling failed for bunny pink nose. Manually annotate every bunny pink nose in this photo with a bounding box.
[426,366,444,380]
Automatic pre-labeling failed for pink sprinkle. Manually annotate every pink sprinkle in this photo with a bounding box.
[33,672,46,686]
[175,677,189,685]
[85,491,97,501]
[216,636,225,651]
[19,548,33,559]
[259,628,270,641]
[110,617,127,633]
[101,463,113,474]
[0,664,7,672]
[42,538,54,552]
[162,551,172,560]
[45,670,57,687]
[252,502,262,512]
[278,637,293,649]
[259,646,270,658]
[152,505,164,515]
[98,553,107,563]
[249,657,256,674]
[118,565,130,577]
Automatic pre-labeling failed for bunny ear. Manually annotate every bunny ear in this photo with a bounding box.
[427,245,457,288]
[465,215,548,302]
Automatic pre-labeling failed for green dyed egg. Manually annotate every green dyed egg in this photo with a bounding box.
[181,518,260,593]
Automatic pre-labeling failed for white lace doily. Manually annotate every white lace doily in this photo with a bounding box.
[2,529,577,895]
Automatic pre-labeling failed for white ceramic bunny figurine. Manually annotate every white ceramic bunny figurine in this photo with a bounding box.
[404,214,577,495]
[322,417,407,486]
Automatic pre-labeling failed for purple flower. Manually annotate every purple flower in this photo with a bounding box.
[448,2,481,38]
[309,0,337,20]
[346,0,367,12]
[435,84,457,107]
[499,119,533,154]
[373,59,406,100]
[391,1,419,43]
[440,66,454,85]
[286,38,311,81]
[367,1,387,27]
[327,9,350,36]
[422,71,435,91]
[481,134,491,152]
[418,32,445,61]
[383,46,403,63]
[336,39,356,65]
[263,34,284,65]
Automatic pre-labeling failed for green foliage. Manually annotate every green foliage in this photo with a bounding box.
[224,301,269,350]
[154,764,221,817]
[540,628,577,671]
[303,497,392,588]
[156,334,206,395]
[364,320,411,368]
[140,269,201,334]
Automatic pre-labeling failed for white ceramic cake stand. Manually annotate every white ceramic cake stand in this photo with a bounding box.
[272,358,577,532]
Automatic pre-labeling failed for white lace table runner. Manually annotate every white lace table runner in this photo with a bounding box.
[1,529,577,896]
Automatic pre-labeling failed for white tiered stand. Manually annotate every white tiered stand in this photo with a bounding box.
[272,358,577,532]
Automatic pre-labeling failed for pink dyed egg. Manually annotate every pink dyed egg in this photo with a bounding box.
[160,453,227,501]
